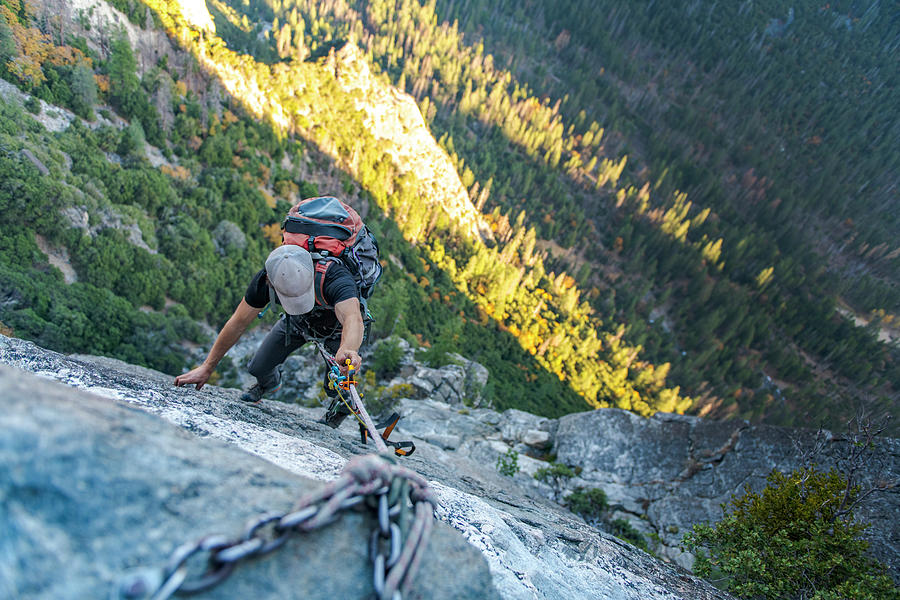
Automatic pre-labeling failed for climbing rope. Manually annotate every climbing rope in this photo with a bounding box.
[114,454,437,600]
[319,343,415,457]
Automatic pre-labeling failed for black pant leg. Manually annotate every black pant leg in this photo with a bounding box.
[247,316,306,388]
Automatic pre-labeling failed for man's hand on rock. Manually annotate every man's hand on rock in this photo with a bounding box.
[174,363,214,390]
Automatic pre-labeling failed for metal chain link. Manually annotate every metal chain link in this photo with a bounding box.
[113,454,437,600]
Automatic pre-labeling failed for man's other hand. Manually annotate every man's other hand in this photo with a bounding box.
[174,364,214,390]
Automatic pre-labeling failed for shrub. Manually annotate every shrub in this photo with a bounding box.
[370,382,413,417]
[565,487,608,522]
[608,518,650,553]
[497,447,519,477]
[534,461,577,483]
[24,96,41,113]
[534,461,578,501]
[352,371,412,418]
[683,467,898,600]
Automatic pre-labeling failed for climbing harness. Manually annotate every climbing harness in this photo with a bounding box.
[113,454,437,600]
[319,343,415,458]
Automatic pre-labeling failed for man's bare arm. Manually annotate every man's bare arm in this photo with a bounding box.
[334,297,364,373]
[174,299,260,389]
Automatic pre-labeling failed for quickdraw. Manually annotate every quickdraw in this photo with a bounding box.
[318,343,416,458]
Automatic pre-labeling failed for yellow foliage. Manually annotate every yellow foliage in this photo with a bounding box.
[756,266,775,288]
[4,14,51,86]
[261,223,283,246]
[260,188,277,209]
[48,45,86,67]
[0,320,14,337]
[160,164,191,181]
[2,0,22,15]
[701,237,723,266]
[94,74,110,94]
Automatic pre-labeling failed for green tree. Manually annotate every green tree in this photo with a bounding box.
[683,468,897,600]
[107,35,163,145]
[69,62,97,119]
[108,35,140,114]
[0,13,15,62]
[117,120,145,158]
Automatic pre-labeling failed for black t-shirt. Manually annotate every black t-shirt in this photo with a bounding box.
[244,261,359,310]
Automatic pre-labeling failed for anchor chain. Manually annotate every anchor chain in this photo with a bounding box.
[114,454,437,600]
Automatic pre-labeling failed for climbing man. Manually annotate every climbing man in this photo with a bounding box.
[174,243,364,427]
[175,196,389,432]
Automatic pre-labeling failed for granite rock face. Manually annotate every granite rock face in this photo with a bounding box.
[0,335,734,600]
[0,364,496,600]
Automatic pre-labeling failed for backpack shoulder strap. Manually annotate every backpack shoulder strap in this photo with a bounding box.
[257,275,276,319]
[313,259,335,308]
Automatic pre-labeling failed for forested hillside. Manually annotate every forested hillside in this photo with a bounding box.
[209,0,897,429]
[0,0,896,431]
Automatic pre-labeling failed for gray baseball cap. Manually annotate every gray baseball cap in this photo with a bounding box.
[265,245,315,315]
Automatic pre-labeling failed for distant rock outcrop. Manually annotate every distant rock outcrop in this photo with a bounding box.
[327,42,493,242]
[553,410,899,575]
[68,0,175,74]
[177,0,215,32]
[0,335,734,600]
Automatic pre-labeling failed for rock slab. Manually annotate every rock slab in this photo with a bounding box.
[0,364,497,600]
[0,334,735,600]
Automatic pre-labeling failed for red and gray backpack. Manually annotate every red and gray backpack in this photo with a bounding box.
[281,196,383,308]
